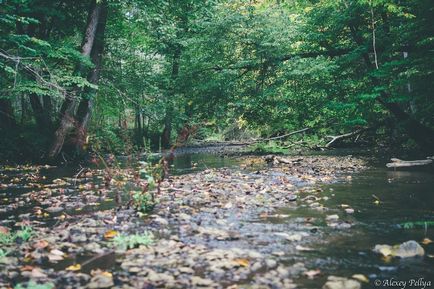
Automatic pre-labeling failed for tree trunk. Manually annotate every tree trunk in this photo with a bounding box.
[161,113,172,150]
[29,94,51,132]
[48,0,106,158]
[161,48,181,149]
[0,99,15,128]
[75,2,108,153]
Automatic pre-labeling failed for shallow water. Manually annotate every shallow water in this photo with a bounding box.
[292,167,434,288]
[168,151,434,287]
[1,150,433,288]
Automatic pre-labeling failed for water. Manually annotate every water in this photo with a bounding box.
[1,150,434,288]
[293,167,434,288]
[160,152,434,287]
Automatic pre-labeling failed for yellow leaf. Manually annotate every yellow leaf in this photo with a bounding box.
[233,258,249,267]
[101,271,113,277]
[422,238,433,245]
[104,230,118,239]
[378,246,392,257]
[352,274,369,283]
[66,264,81,271]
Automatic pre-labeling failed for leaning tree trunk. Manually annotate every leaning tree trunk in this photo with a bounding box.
[48,0,106,158]
[75,3,108,153]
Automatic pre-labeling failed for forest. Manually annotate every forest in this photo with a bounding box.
[0,0,434,289]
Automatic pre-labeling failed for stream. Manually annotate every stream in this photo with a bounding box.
[171,151,434,288]
[1,149,433,288]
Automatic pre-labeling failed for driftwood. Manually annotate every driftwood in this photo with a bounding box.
[325,129,366,148]
[386,157,433,168]
[264,155,303,165]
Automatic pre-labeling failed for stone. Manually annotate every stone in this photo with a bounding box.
[322,276,361,289]
[265,259,277,269]
[393,240,425,258]
[374,240,424,258]
[46,206,64,213]
[326,214,339,221]
[88,274,114,288]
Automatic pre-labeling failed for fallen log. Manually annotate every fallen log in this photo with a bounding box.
[386,157,433,168]
[264,155,303,165]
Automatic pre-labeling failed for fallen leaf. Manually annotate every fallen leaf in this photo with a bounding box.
[30,268,47,278]
[0,226,9,234]
[296,245,314,251]
[20,265,35,272]
[421,238,432,245]
[104,230,118,239]
[352,274,369,283]
[66,264,81,271]
[48,253,64,262]
[233,258,249,267]
[33,240,49,249]
[50,249,64,256]
[91,269,113,278]
[304,269,321,279]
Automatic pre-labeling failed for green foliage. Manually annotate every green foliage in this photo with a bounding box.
[1,0,434,158]
[131,191,155,214]
[249,142,288,155]
[90,127,130,155]
[14,281,54,289]
[0,226,34,245]
[0,248,9,258]
[112,232,154,251]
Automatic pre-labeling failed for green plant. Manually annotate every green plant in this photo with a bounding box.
[15,226,34,242]
[14,281,54,289]
[401,221,434,229]
[131,191,155,214]
[0,226,34,245]
[0,231,14,245]
[112,232,154,251]
[0,248,9,258]
[249,142,288,155]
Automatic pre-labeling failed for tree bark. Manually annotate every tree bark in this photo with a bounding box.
[48,0,106,158]
[0,99,15,128]
[161,47,181,150]
[75,2,108,153]
[29,94,51,132]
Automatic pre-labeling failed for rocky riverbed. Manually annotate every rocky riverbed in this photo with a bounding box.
[1,155,371,288]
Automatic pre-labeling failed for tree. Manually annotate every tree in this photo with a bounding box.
[49,0,108,158]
